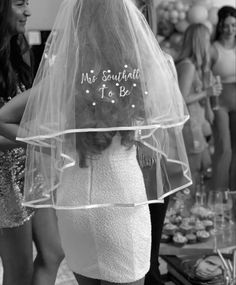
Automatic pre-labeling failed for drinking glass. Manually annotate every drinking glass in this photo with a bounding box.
[221,189,234,227]
[207,190,226,251]
[203,71,221,110]
[207,190,225,232]
[211,75,221,110]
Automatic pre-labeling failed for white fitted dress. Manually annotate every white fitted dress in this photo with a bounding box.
[56,134,151,283]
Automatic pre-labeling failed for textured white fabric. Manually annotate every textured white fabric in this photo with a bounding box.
[56,135,151,282]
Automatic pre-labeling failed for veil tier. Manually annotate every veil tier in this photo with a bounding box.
[17,0,192,209]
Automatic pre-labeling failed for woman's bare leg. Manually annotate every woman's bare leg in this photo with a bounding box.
[0,220,33,285]
[32,208,64,285]
[212,108,232,189]
[229,111,236,191]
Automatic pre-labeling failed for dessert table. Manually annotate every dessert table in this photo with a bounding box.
[160,224,236,284]
[159,190,236,284]
[160,223,236,256]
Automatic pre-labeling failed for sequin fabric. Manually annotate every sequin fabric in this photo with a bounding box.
[0,84,34,228]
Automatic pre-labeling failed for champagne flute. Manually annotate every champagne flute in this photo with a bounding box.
[203,71,221,110]
[207,190,224,251]
[210,75,221,111]
[221,189,234,227]
[207,190,225,232]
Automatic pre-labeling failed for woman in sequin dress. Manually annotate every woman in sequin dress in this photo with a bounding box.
[0,1,64,285]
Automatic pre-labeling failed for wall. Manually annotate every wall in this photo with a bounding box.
[213,0,236,7]
[27,0,63,30]
[154,0,236,8]
[27,0,236,31]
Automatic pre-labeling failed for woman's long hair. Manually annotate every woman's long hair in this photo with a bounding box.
[0,0,33,101]
[176,23,211,77]
[74,0,140,167]
[214,6,236,41]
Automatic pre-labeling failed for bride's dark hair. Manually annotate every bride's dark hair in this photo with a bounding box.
[73,0,145,167]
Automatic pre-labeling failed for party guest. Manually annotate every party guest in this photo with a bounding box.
[0,1,64,285]
[211,6,236,191]
[176,23,222,194]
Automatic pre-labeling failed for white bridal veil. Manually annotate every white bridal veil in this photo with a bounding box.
[17,0,192,209]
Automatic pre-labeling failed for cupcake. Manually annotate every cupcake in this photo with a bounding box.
[191,206,214,220]
[173,232,188,247]
[163,217,170,225]
[181,216,196,225]
[186,233,197,244]
[166,208,177,218]
[188,216,196,226]
[196,230,210,242]
[179,223,193,235]
[161,233,171,243]
[170,215,182,225]
[194,220,205,233]
[181,217,191,225]
[163,223,178,236]
[202,220,214,231]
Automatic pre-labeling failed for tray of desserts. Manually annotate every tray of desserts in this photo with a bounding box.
[161,203,215,247]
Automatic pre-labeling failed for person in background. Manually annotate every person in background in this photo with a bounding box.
[0,2,33,284]
[176,23,222,196]
[211,6,236,191]
[143,52,178,285]
[142,161,169,285]
[157,19,181,60]
[0,0,191,284]
[0,1,64,285]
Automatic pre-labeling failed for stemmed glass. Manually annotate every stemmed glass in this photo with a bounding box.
[207,190,225,233]
[207,189,234,252]
[207,189,225,252]
[221,189,234,227]
[203,70,221,110]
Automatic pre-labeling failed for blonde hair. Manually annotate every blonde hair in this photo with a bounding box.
[177,23,211,75]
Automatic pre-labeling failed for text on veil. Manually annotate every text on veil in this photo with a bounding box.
[81,68,140,99]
